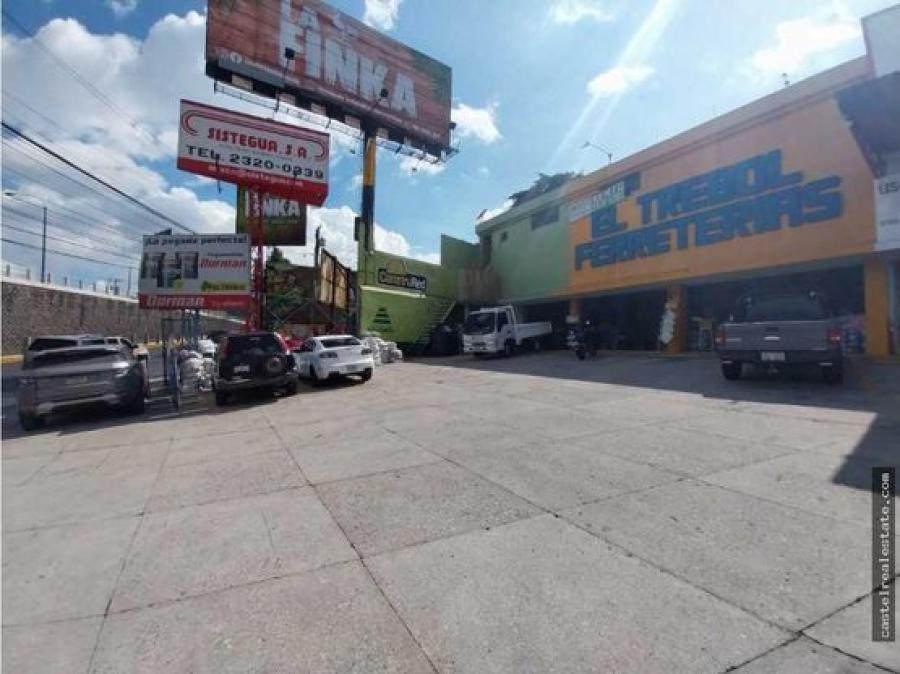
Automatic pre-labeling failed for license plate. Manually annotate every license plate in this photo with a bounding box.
[234,365,250,374]
[761,351,785,362]
[65,375,90,385]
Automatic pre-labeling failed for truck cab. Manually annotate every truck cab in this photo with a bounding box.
[462,305,552,357]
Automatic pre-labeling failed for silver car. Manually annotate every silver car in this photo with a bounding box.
[17,345,148,430]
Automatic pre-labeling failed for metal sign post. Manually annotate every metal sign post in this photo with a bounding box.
[245,186,266,331]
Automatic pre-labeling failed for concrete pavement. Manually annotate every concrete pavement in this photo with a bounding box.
[2,352,898,673]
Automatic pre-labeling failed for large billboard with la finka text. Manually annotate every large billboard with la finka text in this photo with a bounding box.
[177,99,329,204]
[206,0,452,155]
[139,234,251,310]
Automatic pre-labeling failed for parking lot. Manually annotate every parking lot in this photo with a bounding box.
[2,351,898,673]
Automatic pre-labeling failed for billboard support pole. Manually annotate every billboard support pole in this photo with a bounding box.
[246,186,265,332]
[357,123,377,335]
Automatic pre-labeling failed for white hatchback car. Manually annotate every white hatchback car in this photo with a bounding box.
[294,335,375,384]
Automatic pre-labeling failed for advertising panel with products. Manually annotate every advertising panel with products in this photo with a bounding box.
[139,234,251,310]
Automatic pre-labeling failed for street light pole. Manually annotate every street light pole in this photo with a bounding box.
[41,205,47,283]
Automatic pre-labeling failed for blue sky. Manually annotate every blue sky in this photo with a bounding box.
[1,0,895,288]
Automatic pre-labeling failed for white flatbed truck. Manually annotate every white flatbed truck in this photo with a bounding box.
[462,305,552,357]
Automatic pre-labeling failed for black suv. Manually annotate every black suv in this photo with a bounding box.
[214,332,299,405]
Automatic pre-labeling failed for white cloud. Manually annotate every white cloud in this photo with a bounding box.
[747,11,860,81]
[451,103,502,144]
[1,13,436,279]
[587,64,654,97]
[548,0,613,25]
[363,0,402,31]
[476,198,514,223]
[106,0,138,18]
[278,205,437,269]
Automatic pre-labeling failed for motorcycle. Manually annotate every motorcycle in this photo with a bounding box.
[569,324,598,360]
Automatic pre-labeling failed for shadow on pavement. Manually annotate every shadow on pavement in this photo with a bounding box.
[411,350,900,494]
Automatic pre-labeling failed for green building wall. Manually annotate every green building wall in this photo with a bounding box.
[476,189,570,304]
[358,236,478,346]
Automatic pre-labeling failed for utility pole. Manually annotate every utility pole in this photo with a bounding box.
[41,205,47,283]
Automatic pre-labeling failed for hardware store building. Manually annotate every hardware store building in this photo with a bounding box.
[470,52,900,357]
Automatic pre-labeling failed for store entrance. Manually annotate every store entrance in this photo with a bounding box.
[686,264,865,352]
[581,289,667,351]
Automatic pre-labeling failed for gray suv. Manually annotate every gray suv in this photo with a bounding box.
[18,345,148,430]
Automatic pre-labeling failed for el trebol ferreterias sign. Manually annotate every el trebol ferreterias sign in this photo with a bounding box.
[206,0,452,155]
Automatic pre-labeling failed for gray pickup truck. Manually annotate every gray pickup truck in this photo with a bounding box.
[715,293,844,383]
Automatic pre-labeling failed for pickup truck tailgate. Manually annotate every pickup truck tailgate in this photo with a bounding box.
[724,321,831,351]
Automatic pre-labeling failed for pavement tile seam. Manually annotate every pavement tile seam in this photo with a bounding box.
[84,438,174,673]
[302,470,442,673]
[549,406,729,445]
[799,634,899,674]
[143,482,312,515]
[358,557,441,673]
[381,425,700,517]
[99,557,364,620]
[558,475,693,511]
[1,611,107,629]
[661,418,831,454]
[555,504,803,636]
[720,634,805,674]
[301,457,448,488]
[560,478,893,636]
[4,512,145,535]
[692,476,877,536]
[799,576,900,637]
[564,429,803,483]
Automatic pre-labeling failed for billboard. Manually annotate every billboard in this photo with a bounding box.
[206,0,452,155]
[139,234,251,310]
[317,249,350,310]
[236,186,307,245]
[177,99,329,204]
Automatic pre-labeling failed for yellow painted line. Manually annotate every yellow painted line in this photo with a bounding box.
[1,354,23,364]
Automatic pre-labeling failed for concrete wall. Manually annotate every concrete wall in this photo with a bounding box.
[1,279,243,355]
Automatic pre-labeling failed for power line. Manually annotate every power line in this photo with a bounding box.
[2,237,138,270]
[2,89,72,138]
[2,188,150,240]
[1,121,194,233]
[1,209,140,257]
[2,167,159,241]
[1,140,171,235]
[1,220,141,259]
[1,7,160,149]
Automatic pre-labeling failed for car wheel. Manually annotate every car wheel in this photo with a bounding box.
[128,395,146,414]
[18,412,42,431]
[823,363,844,385]
[721,362,742,380]
[532,338,542,352]
[215,391,228,406]
[361,368,373,382]
[285,379,299,395]
[310,367,323,387]
[503,340,514,357]
[575,347,586,361]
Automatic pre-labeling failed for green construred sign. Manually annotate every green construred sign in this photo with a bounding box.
[235,186,307,246]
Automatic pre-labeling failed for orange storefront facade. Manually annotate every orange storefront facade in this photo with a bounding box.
[478,55,898,357]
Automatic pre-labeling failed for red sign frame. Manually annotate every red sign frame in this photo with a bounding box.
[176,99,330,204]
